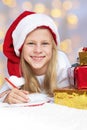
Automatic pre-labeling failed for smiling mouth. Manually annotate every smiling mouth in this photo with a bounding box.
[31,56,45,61]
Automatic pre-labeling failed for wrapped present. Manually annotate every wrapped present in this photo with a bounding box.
[68,66,75,87]
[68,63,79,87]
[54,89,87,109]
[79,47,87,65]
[74,66,87,89]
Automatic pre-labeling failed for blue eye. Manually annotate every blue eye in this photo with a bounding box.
[28,42,34,45]
[27,42,35,46]
[42,42,49,45]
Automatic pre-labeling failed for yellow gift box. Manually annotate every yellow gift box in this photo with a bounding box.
[54,89,87,109]
[79,52,87,65]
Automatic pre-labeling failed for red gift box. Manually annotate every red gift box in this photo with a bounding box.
[74,66,87,89]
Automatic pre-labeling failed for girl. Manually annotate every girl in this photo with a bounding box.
[0,11,71,104]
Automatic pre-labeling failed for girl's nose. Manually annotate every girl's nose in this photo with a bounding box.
[34,44,42,53]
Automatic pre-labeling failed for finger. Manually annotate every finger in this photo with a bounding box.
[9,89,29,103]
[21,90,29,95]
[12,93,29,103]
[8,96,26,104]
[13,89,29,100]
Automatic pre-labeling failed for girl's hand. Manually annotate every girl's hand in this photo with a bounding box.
[4,88,29,104]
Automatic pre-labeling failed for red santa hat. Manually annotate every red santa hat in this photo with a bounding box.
[3,11,60,88]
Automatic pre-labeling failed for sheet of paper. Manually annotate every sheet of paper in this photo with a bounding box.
[0,93,53,107]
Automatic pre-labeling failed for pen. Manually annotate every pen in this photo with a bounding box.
[5,77,18,89]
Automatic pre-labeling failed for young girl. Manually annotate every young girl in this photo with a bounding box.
[0,11,71,104]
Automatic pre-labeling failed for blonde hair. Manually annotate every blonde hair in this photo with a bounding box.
[43,40,58,95]
[20,31,58,96]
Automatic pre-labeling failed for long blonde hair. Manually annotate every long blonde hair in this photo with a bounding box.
[20,32,58,96]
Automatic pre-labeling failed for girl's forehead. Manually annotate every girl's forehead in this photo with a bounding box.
[28,27,53,34]
[26,28,54,40]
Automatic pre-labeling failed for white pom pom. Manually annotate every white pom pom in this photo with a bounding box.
[6,76,25,89]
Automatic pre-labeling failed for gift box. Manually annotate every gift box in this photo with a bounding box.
[79,47,87,65]
[68,67,75,87]
[79,52,87,65]
[68,63,79,87]
[54,89,87,109]
[74,66,87,89]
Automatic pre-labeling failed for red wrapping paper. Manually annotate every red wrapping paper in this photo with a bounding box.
[74,66,87,89]
[83,47,87,52]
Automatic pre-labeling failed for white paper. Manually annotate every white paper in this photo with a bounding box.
[0,93,52,107]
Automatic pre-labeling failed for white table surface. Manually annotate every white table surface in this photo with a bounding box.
[0,102,87,130]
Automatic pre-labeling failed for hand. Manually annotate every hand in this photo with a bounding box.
[4,88,29,104]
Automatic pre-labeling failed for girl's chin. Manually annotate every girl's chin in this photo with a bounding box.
[30,62,44,68]
[30,64,45,70]
[31,66,43,69]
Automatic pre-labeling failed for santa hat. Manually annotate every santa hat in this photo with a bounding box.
[3,11,60,88]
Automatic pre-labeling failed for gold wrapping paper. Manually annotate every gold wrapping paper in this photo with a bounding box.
[79,52,87,65]
[54,89,87,109]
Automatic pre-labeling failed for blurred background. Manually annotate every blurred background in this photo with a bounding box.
[0,0,87,86]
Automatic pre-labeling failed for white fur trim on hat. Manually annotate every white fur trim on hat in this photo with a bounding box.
[12,13,60,56]
[6,76,25,89]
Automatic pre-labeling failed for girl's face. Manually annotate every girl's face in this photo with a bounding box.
[22,28,54,75]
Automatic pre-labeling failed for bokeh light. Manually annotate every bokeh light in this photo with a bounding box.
[2,0,17,8]
[22,1,32,11]
[34,3,46,13]
[63,0,72,10]
[67,14,78,25]
[51,8,62,18]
